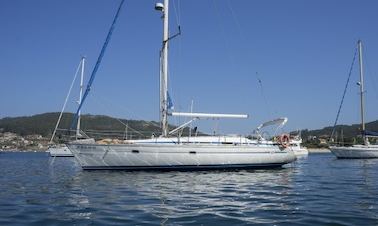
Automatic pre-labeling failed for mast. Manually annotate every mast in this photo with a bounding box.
[156,0,169,137]
[49,59,83,143]
[76,57,85,138]
[357,40,368,145]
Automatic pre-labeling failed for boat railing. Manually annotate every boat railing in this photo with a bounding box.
[54,128,158,141]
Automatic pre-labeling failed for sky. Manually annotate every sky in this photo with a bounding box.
[1,0,378,135]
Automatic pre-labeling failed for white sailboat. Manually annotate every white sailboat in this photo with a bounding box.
[49,57,86,157]
[48,145,72,157]
[289,136,308,156]
[330,40,378,158]
[67,0,296,170]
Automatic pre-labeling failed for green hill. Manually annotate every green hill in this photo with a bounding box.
[0,112,164,140]
[1,112,377,145]
[301,121,378,138]
[300,120,378,146]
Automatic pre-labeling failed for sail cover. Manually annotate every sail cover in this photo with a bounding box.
[364,130,378,137]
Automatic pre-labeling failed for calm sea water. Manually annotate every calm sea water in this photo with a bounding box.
[0,152,377,226]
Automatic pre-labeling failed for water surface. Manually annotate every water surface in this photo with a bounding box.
[0,152,377,225]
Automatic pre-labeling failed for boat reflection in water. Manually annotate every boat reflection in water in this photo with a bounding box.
[64,167,295,225]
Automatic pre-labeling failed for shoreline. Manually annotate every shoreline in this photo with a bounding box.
[0,149,47,153]
[308,148,330,153]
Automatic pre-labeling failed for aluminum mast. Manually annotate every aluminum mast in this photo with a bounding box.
[76,57,85,138]
[156,0,169,137]
[357,40,367,145]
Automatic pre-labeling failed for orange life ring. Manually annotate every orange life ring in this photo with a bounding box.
[278,134,290,148]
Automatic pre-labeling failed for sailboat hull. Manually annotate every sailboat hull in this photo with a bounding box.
[67,143,296,170]
[330,145,378,159]
[291,147,309,156]
[48,145,74,157]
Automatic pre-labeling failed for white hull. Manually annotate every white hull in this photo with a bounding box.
[292,147,309,156]
[48,145,74,157]
[285,138,308,156]
[67,141,296,170]
[330,145,378,159]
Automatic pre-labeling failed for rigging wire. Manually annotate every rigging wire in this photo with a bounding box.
[226,0,244,40]
[90,94,161,135]
[50,59,83,143]
[254,72,274,119]
[225,0,278,120]
[330,46,358,140]
[172,0,181,27]
[211,0,233,63]
[363,45,378,102]
[167,0,183,130]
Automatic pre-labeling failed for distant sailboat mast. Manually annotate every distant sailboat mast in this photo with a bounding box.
[357,40,368,145]
[76,57,85,138]
[50,57,85,143]
[330,40,378,159]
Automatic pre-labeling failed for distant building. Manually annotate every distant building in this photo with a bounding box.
[318,138,328,144]
[3,132,18,141]
[26,134,43,140]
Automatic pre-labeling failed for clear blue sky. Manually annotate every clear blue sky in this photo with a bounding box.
[1,0,378,134]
